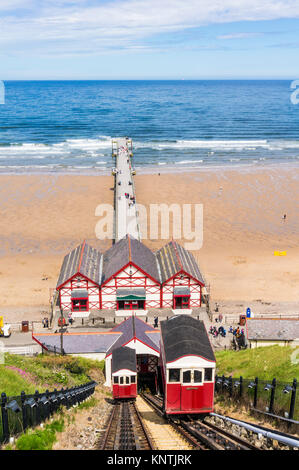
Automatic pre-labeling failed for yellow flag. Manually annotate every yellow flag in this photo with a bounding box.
[0,316,3,328]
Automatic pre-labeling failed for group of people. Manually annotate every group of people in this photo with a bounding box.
[229,326,244,337]
[229,326,247,349]
[209,325,226,338]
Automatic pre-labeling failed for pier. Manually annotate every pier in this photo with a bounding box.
[112,137,141,243]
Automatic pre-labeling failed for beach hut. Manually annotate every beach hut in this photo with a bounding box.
[100,235,161,312]
[55,235,206,315]
[156,240,205,310]
[56,241,101,317]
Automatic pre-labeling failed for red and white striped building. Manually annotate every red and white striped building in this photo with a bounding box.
[56,235,205,316]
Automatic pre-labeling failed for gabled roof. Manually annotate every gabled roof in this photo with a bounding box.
[57,241,102,288]
[247,318,299,341]
[106,316,160,356]
[112,346,137,373]
[156,240,205,285]
[160,315,215,363]
[101,235,160,284]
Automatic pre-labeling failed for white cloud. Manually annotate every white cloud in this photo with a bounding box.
[218,32,263,39]
[1,0,299,55]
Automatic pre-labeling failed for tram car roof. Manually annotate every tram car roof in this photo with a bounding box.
[160,315,215,364]
[111,346,137,374]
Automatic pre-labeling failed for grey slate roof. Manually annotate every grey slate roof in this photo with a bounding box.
[160,315,215,363]
[112,346,137,373]
[156,240,205,285]
[33,333,121,354]
[247,319,299,341]
[101,235,160,284]
[56,236,204,291]
[33,318,161,357]
[106,316,160,356]
[57,242,102,288]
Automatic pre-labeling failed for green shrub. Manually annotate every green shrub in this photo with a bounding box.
[15,418,65,451]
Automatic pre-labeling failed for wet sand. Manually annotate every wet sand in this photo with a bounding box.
[0,166,298,322]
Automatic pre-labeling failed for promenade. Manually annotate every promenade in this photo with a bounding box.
[112,138,141,242]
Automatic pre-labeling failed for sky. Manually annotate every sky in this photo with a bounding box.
[1,0,299,79]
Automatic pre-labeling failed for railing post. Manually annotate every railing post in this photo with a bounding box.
[34,390,40,425]
[239,376,243,399]
[269,378,276,414]
[229,376,233,397]
[253,377,258,408]
[289,378,297,421]
[1,393,9,443]
[21,391,28,431]
[45,390,50,419]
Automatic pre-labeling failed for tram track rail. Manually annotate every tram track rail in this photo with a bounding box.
[142,393,260,451]
[99,400,154,450]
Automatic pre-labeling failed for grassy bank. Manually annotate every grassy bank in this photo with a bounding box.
[0,353,105,396]
[215,345,299,382]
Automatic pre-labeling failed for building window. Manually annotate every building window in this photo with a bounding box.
[204,368,213,382]
[113,377,119,384]
[168,369,180,383]
[193,370,202,384]
[117,300,145,310]
[72,298,88,312]
[131,376,136,383]
[182,369,203,385]
[182,370,191,383]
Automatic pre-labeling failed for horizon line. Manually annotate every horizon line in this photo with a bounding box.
[2,77,297,82]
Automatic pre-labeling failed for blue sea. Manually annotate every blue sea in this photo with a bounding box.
[0,80,299,173]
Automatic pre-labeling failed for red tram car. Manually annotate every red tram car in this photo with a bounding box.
[112,346,137,400]
[160,315,216,415]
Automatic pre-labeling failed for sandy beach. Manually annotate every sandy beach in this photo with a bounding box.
[0,166,298,322]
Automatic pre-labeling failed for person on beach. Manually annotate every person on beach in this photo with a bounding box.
[283,214,287,221]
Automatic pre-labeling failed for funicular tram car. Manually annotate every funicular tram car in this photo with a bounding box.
[160,315,216,415]
[111,346,137,400]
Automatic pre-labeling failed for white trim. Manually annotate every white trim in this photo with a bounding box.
[167,355,215,368]
[112,369,137,376]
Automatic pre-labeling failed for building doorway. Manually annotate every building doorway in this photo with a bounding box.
[173,295,190,309]
[137,354,158,394]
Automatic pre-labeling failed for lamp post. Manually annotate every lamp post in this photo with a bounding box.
[60,308,64,354]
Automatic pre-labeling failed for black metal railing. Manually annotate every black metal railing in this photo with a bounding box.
[0,381,97,444]
[215,374,298,427]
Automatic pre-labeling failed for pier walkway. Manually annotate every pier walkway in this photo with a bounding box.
[112,138,141,243]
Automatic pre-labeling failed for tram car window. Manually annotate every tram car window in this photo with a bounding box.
[160,315,216,416]
[111,346,137,400]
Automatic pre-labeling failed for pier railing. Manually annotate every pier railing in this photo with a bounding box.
[215,374,298,429]
[0,381,97,444]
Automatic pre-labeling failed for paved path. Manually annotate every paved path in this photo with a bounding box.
[113,137,141,242]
